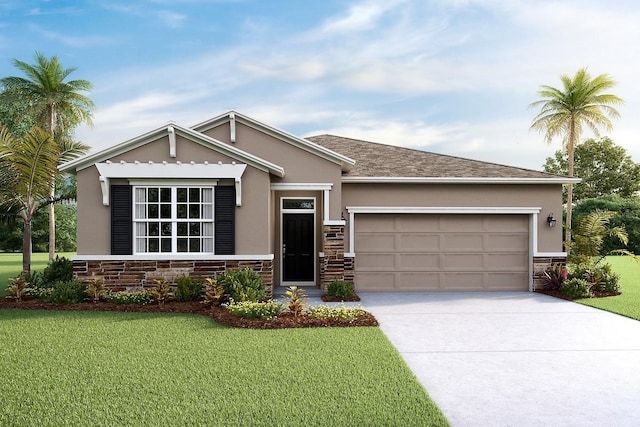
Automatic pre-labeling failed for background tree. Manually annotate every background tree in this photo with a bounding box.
[0,52,93,261]
[0,126,59,273]
[543,137,640,203]
[573,195,640,254]
[530,68,623,252]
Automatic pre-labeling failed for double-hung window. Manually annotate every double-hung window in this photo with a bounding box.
[133,186,214,254]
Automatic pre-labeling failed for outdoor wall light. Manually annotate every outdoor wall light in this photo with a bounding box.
[547,213,557,227]
[341,212,348,224]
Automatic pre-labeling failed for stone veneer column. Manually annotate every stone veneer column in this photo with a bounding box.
[532,256,567,290]
[321,224,352,290]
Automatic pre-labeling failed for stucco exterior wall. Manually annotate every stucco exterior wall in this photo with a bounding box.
[341,183,564,253]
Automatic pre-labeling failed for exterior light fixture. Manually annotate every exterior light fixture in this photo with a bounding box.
[547,213,557,227]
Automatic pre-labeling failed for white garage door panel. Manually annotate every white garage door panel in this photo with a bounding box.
[355,214,529,291]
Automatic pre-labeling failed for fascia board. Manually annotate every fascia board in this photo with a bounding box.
[341,176,582,184]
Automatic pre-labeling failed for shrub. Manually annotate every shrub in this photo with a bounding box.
[284,286,307,317]
[560,278,592,298]
[218,268,266,303]
[86,278,106,303]
[572,262,620,294]
[40,256,73,285]
[307,304,368,323]
[202,277,225,306]
[106,290,155,305]
[44,280,88,304]
[6,276,28,302]
[542,263,568,291]
[174,275,204,302]
[326,280,355,299]
[150,279,173,306]
[224,300,283,319]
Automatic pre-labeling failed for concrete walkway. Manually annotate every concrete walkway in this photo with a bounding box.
[359,292,640,427]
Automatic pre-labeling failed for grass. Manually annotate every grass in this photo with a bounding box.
[0,252,75,296]
[0,309,448,426]
[576,256,640,320]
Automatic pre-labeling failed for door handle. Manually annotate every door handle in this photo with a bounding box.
[282,244,286,255]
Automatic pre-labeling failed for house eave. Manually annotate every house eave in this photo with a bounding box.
[341,176,581,184]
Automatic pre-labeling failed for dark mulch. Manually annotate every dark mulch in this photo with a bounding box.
[535,289,622,301]
[321,294,361,302]
[0,297,378,329]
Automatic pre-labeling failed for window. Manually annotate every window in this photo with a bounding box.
[133,186,214,253]
[282,199,314,210]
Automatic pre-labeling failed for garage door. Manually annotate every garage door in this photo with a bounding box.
[354,214,529,291]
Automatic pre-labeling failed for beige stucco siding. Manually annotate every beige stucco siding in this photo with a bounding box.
[342,183,563,253]
[75,135,272,255]
[203,122,344,220]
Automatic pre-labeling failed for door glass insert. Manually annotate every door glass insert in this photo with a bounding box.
[283,199,314,210]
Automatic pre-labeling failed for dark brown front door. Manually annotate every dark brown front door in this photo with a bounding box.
[283,213,314,282]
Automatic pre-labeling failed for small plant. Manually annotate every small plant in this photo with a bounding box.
[6,276,29,302]
[218,268,266,303]
[41,256,74,284]
[106,290,155,305]
[560,278,592,298]
[202,277,225,306]
[86,278,106,304]
[150,279,173,306]
[308,304,368,323]
[326,280,355,299]
[174,275,204,302]
[284,286,307,317]
[542,264,568,291]
[44,280,88,304]
[224,300,283,319]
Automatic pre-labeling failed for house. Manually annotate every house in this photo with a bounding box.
[60,110,577,294]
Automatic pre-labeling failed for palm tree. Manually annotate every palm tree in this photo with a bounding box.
[530,68,623,253]
[0,52,94,261]
[0,126,59,274]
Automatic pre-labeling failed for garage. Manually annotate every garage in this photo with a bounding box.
[354,213,530,291]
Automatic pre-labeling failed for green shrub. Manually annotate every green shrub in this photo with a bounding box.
[284,286,307,317]
[326,280,355,299]
[41,256,73,285]
[224,300,283,319]
[106,290,155,305]
[218,268,266,303]
[307,304,368,323]
[26,286,53,299]
[44,280,88,304]
[174,275,204,302]
[570,261,621,294]
[560,278,592,298]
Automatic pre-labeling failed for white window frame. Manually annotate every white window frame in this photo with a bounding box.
[133,185,215,255]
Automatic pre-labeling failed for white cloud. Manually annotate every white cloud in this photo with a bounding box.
[156,10,187,28]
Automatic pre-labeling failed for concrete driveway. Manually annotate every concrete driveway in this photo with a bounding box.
[359,292,640,427]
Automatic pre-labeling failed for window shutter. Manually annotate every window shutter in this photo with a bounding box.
[111,185,132,255]
[215,186,235,255]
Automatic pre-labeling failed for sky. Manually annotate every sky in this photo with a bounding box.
[0,0,639,171]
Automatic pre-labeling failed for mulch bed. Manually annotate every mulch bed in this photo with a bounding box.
[535,289,621,301]
[320,294,361,302]
[0,297,378,329]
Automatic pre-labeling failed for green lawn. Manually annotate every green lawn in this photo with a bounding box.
[0,252,75,296]
[577,256,640,320]
[0,309,448,426]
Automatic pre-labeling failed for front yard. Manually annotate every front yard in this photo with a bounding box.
[0,308,447,426]
[576,256,640,320]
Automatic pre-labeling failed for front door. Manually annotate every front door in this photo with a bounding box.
[282,213,314,283]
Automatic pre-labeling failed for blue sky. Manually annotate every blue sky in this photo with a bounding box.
[1,0,639,170]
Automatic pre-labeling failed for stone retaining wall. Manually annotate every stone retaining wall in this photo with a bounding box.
[532,256,567,290]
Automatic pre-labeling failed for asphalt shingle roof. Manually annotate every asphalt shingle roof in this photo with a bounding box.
[306,134,563,179]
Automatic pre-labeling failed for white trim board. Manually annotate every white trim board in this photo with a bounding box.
[270,183,333,191]
[346,206,542,214]
[342,177,581,184]
[73,254,275,261]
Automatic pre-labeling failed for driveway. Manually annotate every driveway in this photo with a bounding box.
[359,292,640,427]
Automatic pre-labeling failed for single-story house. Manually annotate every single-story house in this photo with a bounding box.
[60,110,577,294]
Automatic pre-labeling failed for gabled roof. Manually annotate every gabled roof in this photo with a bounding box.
[307,134,579,184]
[192,110,355,172]
[59,122,285,177]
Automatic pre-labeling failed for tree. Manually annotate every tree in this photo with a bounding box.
[569,210,628,265]
[573,195,640,254]
[530,68,623,253]
[0,52,93,261]
[0,126,59,274]
[543,137,640,203]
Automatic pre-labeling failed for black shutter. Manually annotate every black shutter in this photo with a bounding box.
[215,186,235,255]
[111,185,132,255]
